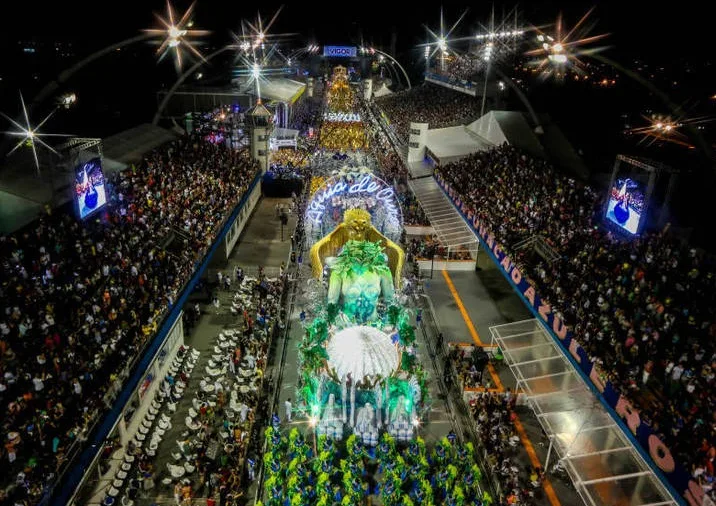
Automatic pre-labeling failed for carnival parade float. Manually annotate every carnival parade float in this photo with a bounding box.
[258,65,489,506]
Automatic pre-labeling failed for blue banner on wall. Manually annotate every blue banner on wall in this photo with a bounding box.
[436,173,704,506]
[323,46,357,58]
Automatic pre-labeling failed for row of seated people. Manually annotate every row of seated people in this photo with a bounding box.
[164,275,285,506]
[437,143,716,499]
[0,133,259,505]
[375,83,483,142]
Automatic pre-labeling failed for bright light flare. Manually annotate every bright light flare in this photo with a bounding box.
[238,7,295,48]
[626,113,713,148]
[145,0,209,72]
[58,93,77,109]
[419,8,471,65]
[1,92,71,175]
[526,8,609,80]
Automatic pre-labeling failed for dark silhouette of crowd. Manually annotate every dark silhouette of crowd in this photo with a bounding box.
[375,83,483,141]
[430,55,481,83]
[0,134,259,505]
[289,96,323,136]
[438,144,716,498]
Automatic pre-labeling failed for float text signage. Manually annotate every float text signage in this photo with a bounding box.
[307,174,399,226]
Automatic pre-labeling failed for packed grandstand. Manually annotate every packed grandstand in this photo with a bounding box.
[1,48,715,506]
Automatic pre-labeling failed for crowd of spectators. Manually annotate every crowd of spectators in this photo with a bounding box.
[430,55,481,82]
[406,237,472,261]
[375,83,482,141]
[289,96,323,137]
[406,237,442,262]
[268,149,311,181]
[449,345,491,390]
[469,392,544,505]
[438,143,716,499]
[0,133,259,504]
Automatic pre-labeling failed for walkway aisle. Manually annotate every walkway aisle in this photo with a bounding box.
[411,299,454,445]
[136,197,296,506]
[425,263,583,506]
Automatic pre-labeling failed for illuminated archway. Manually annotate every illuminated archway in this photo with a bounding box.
[305,171,403,244]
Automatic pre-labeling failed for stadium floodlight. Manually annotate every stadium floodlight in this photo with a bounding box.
[58,93,77,109]
[548,53,568,64]
[626,113,713,148]
[145,0,209,72]
[419,7,470,71]
[526,8,608,80]
[1,91,71,175]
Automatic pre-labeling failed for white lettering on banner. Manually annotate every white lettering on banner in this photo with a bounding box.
[307,175,400,225]
[323,112,362,123]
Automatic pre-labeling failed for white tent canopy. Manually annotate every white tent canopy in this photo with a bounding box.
[421,110,544,164]
[466,111,543,156]
[424,125,492,165]
[235,78,306,104]
[373,83,394,98]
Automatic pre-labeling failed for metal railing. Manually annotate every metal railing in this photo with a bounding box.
[512,235,561,264]
[254,197,306,505]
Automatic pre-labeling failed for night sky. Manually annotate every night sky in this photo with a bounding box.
[0,0,710,57]
[1,0,715,243]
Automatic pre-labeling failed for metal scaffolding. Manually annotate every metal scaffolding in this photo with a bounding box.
[408,177,478,259]
[489,320,678,506]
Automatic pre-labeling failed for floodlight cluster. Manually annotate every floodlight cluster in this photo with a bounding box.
[525,9,608,80]
[475,30,524,40]
[145,0,209,72]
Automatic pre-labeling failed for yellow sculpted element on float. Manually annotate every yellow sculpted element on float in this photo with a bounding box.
[310,209,405,288]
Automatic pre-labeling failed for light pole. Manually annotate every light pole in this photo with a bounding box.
[153,45,233,125]
[365,48,412,89]
[308,411,318,456]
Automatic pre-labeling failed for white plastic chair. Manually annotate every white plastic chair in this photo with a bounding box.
[167,463,186,479]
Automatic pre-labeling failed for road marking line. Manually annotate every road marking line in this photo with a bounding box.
[441,269,562,506]
[441,270,504,391]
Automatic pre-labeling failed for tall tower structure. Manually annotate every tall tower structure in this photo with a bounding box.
[307,77,314,98]
[246,102,273,173]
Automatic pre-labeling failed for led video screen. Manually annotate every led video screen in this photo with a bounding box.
[605,176,645,235]
[74,157,107,220]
